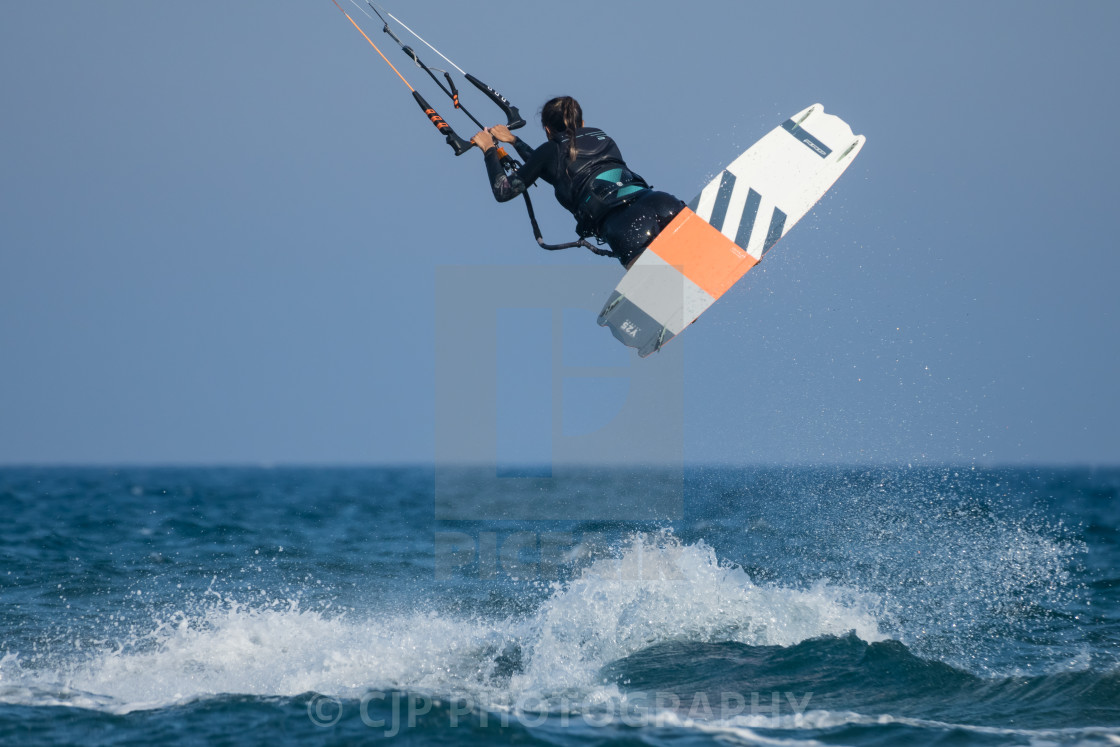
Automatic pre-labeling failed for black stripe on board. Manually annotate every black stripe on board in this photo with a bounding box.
[707,171,736,230]
[762,208,787,255]
[734,188,762,250]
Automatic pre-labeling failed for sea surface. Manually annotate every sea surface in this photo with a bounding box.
[1,466,1117,746]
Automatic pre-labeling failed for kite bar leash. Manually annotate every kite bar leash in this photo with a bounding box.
[368,3,525,131]
[331,0,604,254]
[366,3,490,133]
[361,0,532,193]
[329,0,471,155]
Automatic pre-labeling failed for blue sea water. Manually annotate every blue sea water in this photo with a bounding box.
[0,466,1117,745]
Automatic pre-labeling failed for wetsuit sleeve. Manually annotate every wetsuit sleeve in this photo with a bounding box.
[511,136,536,162]
[482,140,553,203]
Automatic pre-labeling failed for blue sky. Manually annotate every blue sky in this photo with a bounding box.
[1,1,1117,466]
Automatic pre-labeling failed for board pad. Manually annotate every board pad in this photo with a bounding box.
[598,104,865,356]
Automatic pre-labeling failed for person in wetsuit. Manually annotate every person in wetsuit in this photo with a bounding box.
[471,96,684,268]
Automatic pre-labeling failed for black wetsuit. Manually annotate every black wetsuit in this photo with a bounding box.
[482,127,684,266]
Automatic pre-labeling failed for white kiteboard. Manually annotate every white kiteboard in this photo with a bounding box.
[598,103,865,356]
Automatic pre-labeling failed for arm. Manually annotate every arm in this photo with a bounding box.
[489,124,536,162]
[473,128,552,203]
[511,136,536,162]
[482,147,526,202]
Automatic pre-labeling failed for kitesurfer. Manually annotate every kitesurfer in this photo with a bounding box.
[472,96,684,268]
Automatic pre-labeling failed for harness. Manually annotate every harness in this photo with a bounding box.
[574,167,650,238]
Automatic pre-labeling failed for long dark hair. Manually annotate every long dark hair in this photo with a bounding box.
[541,96,582,164]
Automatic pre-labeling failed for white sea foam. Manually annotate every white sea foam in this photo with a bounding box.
[0,533,885,714]
[510,532,884,699]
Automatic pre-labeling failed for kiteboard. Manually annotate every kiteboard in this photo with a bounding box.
[597,103,865,357]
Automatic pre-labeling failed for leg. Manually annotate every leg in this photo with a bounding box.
[599,190,686,267]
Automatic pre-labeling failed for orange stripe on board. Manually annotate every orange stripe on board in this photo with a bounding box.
[647,208,759,300]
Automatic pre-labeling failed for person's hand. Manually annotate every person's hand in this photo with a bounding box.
[489,125,516,144]
[471,129,496,152]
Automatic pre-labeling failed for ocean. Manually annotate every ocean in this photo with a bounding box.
[0,466,1117,745]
